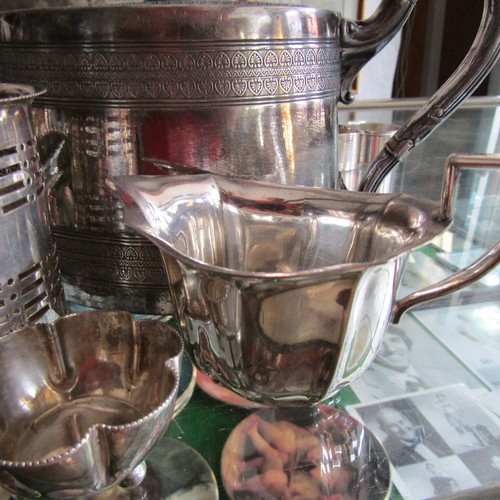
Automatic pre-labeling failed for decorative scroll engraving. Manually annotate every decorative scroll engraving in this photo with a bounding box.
[53,229,168,288]
[0,41,339,107]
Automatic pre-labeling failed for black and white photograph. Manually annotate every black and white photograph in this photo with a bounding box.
[478,389,500,420]
[396,456,482,500]
[347,385,500,499]
[348,314,485,403]
[458,446,500,486]
[424,386,499,454]
[414,302,500,389]
[349,397,454,468]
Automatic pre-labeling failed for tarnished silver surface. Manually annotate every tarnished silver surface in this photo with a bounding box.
[0,310,183,499]
[0,1,415,313]
[37,105,172,313]
[0,83,66,335]
[107,159,499,405]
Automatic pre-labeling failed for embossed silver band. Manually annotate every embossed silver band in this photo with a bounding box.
[0,42,339,108]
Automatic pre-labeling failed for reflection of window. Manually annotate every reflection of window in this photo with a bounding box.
[431,165,500,291]
[454,169,499,248]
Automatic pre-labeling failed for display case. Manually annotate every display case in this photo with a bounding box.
[0,99,498,500]
[168,99,500,500]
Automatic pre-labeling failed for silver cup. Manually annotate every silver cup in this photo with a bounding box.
[339,122,398,192]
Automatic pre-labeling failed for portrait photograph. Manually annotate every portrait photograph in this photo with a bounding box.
[395,456,481,500]
[347,385,500,499]
[348,396,454,468]
[348,313,484,404]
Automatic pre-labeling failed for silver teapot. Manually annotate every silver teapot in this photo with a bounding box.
[0,1,498,314]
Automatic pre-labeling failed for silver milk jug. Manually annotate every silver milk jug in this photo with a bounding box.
[0,84,66,335]
[0,1,498,314]
[107,154,500,405]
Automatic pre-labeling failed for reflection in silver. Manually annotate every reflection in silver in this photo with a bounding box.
[0,310,183,499]
[108,167,498,405]
[222,406,392,500]
[0,84,66,336]
[0,1,416,313]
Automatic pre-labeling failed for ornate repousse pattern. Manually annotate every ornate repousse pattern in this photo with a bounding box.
[0,41,339,107]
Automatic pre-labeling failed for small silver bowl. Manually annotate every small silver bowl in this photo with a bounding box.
[0,310,183,499]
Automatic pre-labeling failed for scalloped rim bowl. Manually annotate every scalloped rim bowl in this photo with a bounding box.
[0,310,183,499]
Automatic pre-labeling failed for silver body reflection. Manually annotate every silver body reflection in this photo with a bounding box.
[0,84,66,335]
[108,170,496,405]
[0,311,183,499]
[1,2,498,313]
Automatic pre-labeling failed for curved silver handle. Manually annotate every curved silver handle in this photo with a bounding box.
[339,0,417,104]
[360,0,500,193]
[392,154,500,323]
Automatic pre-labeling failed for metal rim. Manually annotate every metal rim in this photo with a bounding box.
[0,83,45,106]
